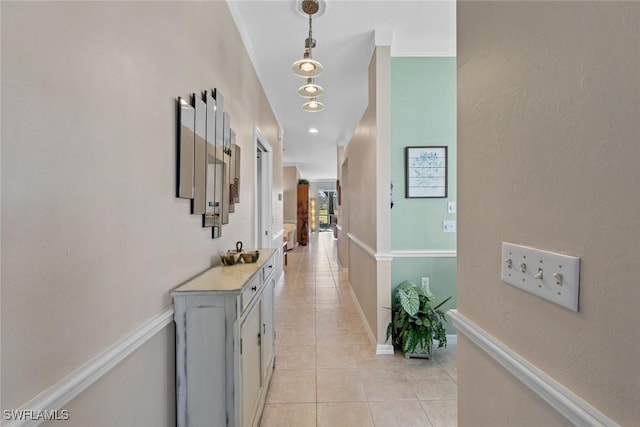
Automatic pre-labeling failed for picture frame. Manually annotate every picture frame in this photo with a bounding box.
[405,146,448,198]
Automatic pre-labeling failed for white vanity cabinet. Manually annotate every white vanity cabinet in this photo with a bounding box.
[172,249,277,427]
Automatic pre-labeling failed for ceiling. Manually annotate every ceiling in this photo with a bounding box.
[228,0,456,180]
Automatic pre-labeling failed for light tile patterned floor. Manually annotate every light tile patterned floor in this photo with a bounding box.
[260,232,457,427]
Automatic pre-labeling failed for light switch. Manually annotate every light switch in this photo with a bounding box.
[443,220,456,233]
[448,201,457,214]
[501,242,580,311]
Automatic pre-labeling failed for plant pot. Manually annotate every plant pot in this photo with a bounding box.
[403,341,432,359]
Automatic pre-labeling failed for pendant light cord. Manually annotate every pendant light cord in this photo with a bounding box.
[308,13,313,59]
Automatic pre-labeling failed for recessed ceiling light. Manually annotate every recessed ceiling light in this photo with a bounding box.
[309,128,319,134]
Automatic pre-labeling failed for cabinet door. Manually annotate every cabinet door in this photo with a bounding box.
[261,278,276,379]
[240,302,262,427]
[184,306,227,427]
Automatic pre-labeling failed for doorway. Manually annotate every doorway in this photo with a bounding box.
[317,190,337,231]
[254,128,273,249]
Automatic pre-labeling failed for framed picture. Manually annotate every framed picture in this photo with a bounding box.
[405,146,448,198]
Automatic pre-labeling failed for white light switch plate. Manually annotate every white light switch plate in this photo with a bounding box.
[443,220,456,233]
[448,201,456,214]
[501,242,580,311]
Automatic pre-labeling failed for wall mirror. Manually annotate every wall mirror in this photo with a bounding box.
[175,88,242,238]
[221,111,231,224]
[234,145,241,203]
[214,89,226,234]
[229,129,236,213]
[204,91,222,238]
[177,97,195,199]
[191,95,207,214]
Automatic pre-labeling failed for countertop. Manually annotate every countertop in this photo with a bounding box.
[171,248,276,294]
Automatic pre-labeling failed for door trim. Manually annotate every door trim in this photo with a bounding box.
[254,127,273,249]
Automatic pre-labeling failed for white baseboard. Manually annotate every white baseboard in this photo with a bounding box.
[448,310,617,427]
[5,306,174,427]
[376,344,395,355]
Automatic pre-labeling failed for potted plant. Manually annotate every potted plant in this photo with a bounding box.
[387,280,451,358]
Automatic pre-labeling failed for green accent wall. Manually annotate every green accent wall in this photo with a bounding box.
[390,57,457,334]
[391,57,457,250]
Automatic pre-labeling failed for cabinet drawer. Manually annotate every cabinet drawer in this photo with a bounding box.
[241,276,261,313]
[262,259,274,283]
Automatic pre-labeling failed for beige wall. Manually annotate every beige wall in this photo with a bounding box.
[344,49,378,338]
[1,1,281,422]
[54,327,177,427]
[283,166,299,224]
[348,244,378,340]
[342,46,392,346]
[457,2,640,425]
[345,50,378,250]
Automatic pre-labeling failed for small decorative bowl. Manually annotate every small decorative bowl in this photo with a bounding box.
[240,250,260,264]
[220,251,242,266]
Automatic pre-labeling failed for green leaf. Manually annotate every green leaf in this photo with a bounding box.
[397,286,420,316]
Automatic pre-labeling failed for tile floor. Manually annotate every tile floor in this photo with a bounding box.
[260,232,457,427]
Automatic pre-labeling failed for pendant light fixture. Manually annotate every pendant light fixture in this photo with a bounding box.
[292,49,323,78]
[298,78,324,98]
[293,0,325,111]
[302,97,324,112]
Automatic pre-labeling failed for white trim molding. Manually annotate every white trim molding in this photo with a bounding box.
[346,234,457,261]
[347,232,376,260]
[272,228,284,241]
[448,310,618,427]
[5,307,174,427]
[390,249,457,258]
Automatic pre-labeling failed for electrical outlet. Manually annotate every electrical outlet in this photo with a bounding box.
[421,277,432,296]
[443,220,456,233]
[501,242,580,311]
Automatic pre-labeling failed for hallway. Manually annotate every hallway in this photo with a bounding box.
[261,232,458,427]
